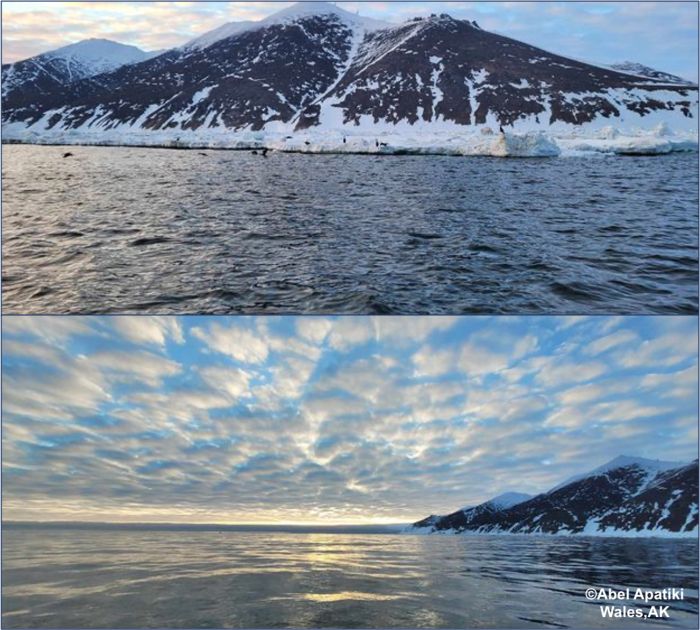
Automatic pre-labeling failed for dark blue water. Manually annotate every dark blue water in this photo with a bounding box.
[2,529,698,629]
[2,146,697,314]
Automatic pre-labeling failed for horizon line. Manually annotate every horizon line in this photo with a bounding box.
[2,520,410,531]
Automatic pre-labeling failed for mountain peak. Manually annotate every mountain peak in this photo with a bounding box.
[185,1,388,51]
[486,492,533,510]
[263,1,388,30]
[550,455,688,493]
[610,61,696,86]
[598,455,686,471]
[44,38,150,63]
[289,1,338,11]
[409,458,697,537]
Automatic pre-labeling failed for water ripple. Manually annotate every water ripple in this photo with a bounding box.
[1,530,698,629]
[2,146,698,314]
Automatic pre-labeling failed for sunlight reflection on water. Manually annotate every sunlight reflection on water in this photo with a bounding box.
[1,529,698,629]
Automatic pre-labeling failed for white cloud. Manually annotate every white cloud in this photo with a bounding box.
[2,315,94,344]
[412,345,455,377]
[618,330,698,369]
[296,318,333,345]
[458,342,510,377]
[535,358,608,388]
[2,314,697,525]
[327,317,375,351]
[583,329,638,355]
[640,364,698,399]
[87,349,182,388]
[110,316,184,347]
[556,383,607,406]
[269,355,317,400]
[192,322,269,364]
[199,365,255,399]
[557,316,589,330]
[374,316,458,342]
[594,400,669,423]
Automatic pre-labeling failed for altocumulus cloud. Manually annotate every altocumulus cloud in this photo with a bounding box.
[2,316,697,524]
[2,2,697,81]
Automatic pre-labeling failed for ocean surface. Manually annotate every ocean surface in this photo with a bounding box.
[2,529,698,629]
[2,145,698,314]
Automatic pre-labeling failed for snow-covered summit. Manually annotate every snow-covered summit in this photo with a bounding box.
[610,61,696,86]
[2,38,159,100]
[185,1,389,50]
[4,5,698,142]
[549,455,688,493]
[43,38,157,69]
[408,457,697,537]
[484,492,533,510]
[261,1,388,30]
[183,21,257,50]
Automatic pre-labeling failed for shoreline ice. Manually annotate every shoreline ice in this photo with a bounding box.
[2,123,697,158]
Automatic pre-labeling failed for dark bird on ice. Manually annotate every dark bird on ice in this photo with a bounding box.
[262,148,269,157]
[305,141,311,146]
[499,125,505,135]
[63,152,74,158]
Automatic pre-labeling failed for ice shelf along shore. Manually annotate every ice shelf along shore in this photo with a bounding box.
[2,122,698,158]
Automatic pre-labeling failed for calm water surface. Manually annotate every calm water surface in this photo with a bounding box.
[2,530,698,629]
[2,146,698,314]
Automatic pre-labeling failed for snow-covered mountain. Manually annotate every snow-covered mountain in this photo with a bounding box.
[407,457,698,537]
[1,38,162,102]
[184,1,387,51]
[610,62,696,87]
[485,492,533,510]
[2,2,697,139]
[412,491,533,532]
[548,455,686,493]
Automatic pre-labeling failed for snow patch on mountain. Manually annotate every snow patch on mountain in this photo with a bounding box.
[44,38,159,70]
[610,62,696,86]
[3,3,698,146]
[485,492,533,510]
[184,1,388,51]
[405,457,698,537]
[184,21,257,50]
[260,2,388,33]
[2,38,160,99]
[549,455,687,493]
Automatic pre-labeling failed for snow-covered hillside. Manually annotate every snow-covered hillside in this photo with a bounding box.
[610,62,696,87]
[407,457,699,537]
[184,2,386,51]
[480,492,534,510]
[1,38,161,101]
[2,2,698,156]
[549,455,686,493]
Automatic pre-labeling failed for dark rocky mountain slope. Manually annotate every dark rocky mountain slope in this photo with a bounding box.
[2,2,697,135]
[1,38,160,106]
[408,457,698,537]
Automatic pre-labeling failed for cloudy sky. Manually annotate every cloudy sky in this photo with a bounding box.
[2,315,697,525]
[2,2,698,81]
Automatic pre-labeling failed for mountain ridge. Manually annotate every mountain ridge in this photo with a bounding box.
[1,38,162,101]
[2,2,697,137]
[408,457,699,537]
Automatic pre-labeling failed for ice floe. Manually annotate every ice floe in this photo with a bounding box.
[2,121,697,158]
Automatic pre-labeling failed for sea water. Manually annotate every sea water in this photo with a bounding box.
[2,528,698,629]
[2,146,697,314]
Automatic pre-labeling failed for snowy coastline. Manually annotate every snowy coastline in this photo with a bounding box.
[2,124,697,158]
[403,524,700,538]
